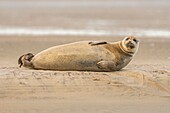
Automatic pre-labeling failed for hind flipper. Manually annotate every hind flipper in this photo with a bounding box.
[18,53,34,68]
[18,54,24,67]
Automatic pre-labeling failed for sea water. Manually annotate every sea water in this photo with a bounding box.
[0,0,170,38]
[0,27,170,37]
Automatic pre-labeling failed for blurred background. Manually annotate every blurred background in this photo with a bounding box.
[0,0,170,66]
[0,0,170,37]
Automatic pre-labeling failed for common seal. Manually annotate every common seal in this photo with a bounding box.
[18,36,139,71]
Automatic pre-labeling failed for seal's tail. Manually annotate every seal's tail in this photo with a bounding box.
[18,53,34,68]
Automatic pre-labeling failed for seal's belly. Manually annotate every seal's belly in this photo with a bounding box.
[32,42,114,71]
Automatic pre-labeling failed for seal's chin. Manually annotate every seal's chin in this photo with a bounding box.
[126,42,135,49]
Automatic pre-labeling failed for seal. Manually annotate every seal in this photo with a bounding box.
[18,36,139,71]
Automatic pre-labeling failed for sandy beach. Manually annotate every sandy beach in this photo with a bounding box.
[0,36,170,113]
[0,0,170,113]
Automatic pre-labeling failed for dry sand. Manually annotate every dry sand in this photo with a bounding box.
[0,36,170,113]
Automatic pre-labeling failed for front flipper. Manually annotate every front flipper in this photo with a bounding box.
[88,41,108,46]
[97,61,119,71]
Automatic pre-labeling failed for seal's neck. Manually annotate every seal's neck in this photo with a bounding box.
[119,41,134,57]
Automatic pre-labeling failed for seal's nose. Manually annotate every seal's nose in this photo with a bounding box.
[130,40,133,43]
[127,42,135,49]
[128,41,133,44]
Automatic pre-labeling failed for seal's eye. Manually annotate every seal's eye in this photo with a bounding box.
[133,39,138,43]
[125,38,129,41]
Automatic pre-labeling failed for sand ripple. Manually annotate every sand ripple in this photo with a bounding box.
[0,65,169,99]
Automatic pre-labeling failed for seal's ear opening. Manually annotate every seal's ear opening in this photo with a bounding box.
[18,54,24,67]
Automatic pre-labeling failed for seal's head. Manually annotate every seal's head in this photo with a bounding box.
[121,36,139,56]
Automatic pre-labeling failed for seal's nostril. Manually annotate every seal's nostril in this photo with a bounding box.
[128,41,132,44]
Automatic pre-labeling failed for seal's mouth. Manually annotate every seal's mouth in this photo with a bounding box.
[126,42,135,49]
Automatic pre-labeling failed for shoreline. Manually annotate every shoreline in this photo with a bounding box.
[0,28,170,37]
